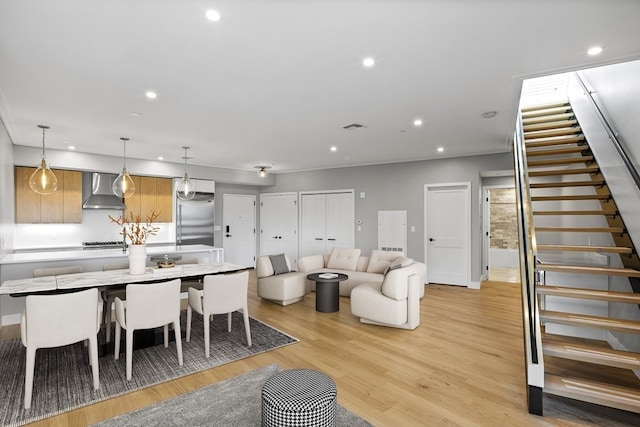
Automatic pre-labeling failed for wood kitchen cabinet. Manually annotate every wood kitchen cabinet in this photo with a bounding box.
[14,167,82,223]
[124,176,173,223]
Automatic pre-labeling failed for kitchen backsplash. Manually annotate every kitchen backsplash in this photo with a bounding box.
[13,209,174,249]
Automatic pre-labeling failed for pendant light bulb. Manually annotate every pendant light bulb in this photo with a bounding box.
[112,137,136,198]
[255,165,271,178]
[177,146,196,200]
[29,125,58,195]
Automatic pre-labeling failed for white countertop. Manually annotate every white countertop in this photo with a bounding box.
[0,245,223,265]
[1,262,244,295]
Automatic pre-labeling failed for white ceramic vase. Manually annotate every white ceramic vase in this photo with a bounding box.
[128,244,147,275]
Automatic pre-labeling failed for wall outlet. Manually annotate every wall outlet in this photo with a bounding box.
[360,192,366,199]
[411,226,416,232]
[357,225,362,232]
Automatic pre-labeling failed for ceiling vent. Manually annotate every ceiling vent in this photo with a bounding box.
[342,123,365,130]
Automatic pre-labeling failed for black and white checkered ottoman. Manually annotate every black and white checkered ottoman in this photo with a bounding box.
[261,369,337,426]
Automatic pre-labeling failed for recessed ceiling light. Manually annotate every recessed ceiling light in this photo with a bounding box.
[130,112,143,118]
[330,146,337,152]
[413,119,423,127]
[145,91,157,99]
[587,46,603,56]
[437,147,444,153]
[68,145,75,150]
[362,57,375,67]
[157,156,164,161]
[206,10,221,21]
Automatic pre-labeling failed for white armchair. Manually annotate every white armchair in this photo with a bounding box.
[256,254,309,306]
[114,279,184,381]
[186,271,252,358]
[350,261,426,330]
[20,288,100,409]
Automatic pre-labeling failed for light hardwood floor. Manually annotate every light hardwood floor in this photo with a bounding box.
[2,271,639,426]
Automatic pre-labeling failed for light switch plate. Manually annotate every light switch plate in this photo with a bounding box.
[360,192,365,199]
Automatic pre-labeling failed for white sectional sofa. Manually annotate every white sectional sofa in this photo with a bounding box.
[297,247,426,298]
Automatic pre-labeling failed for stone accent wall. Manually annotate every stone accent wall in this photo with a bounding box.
[490,188,518,250]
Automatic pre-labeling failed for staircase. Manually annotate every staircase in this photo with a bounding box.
[522,101,640,413]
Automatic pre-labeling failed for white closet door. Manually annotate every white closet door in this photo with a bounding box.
[260,193,298,266]
[278,193,299,267]
[326,192,354,250]
[301,194,327,257]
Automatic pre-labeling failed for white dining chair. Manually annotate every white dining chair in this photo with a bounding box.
[114,279,183,381]
[20,288,100,409]
[186,271,252,358]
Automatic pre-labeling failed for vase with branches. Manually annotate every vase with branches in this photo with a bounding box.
[109,210,160,245]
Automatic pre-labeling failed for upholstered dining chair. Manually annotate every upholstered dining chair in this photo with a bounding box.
[101,262,129,342]
[20,288,100,409]
[186,271,252,358]
[114,279,183,381]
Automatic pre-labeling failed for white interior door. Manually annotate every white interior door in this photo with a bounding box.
[301,194,327,257]
[259,193,299,267]
[325,192,354,250]
[425,183,471,286]
[223,194,256,268]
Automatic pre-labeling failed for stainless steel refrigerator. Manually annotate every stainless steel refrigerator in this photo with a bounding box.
[176,192,215,246]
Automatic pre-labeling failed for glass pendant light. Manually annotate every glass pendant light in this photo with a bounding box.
[176,146,196,200]
[112,137,135,198]
[29,125,58,195]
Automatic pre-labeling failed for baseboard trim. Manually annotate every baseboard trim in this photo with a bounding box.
[2,313,21,327]
[468,281,481,290]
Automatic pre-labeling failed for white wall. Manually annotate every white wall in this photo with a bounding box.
[0,117,14,255]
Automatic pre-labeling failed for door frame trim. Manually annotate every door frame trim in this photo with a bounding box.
[424,182,471,287]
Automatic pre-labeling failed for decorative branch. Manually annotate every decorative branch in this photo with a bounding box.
[109,210,160,245]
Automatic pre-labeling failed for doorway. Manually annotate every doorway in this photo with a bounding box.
[424,182,471,286]
[482,186,519,283]
[222,194,256,268]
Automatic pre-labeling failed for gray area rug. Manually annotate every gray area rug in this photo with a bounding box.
[93,364,372,427]
[0,312,298,426]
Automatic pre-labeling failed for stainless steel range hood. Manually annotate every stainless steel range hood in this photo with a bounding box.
[82,172,126,210]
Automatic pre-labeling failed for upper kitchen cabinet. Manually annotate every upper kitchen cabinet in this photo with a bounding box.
[124,176,173,223]
[15,167,82,223]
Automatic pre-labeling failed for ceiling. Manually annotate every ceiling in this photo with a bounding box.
[1,0,639,174]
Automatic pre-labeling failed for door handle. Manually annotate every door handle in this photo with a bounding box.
[327,238,336,241]
[226,234,232,237]
[429,238,435,242]
[226,225,230,233]
[315,238,323,241]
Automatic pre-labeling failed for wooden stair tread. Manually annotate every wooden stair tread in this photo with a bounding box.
[526,146,588,157]
[540,310,640,333]
[523,119,578,132]
[537,244,632,254]
[524,127,581,139]
[529,166,599,177]
[538,263,640,277]
[543,339,640,370]
[531,194,610,201]
[528,156,593,167]
[530,180,604,189]
[538,285,640,303]
[525,135,585,148]
[533,210,617,216]
[522,112,574,125]
[521,104,571,116]
[536,226,623,233]
[544,374,640,413]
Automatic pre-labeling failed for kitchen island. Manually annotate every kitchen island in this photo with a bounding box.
[0,245,224,325]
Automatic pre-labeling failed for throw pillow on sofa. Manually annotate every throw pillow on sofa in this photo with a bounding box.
[269,253,290,275]
[366,250,404,274]
[326,247,361,271]
[383,256,413,275]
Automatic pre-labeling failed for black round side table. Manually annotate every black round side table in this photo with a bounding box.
[306,273,348,312]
